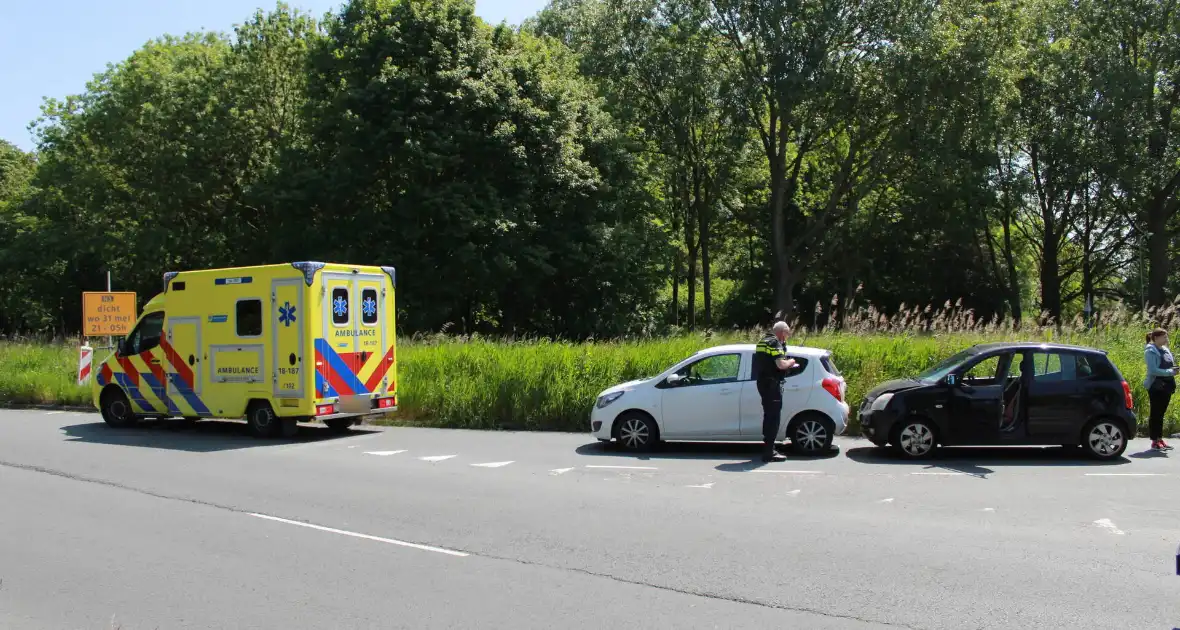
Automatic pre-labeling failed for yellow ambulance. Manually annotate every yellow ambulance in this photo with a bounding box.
[91,262,398,437]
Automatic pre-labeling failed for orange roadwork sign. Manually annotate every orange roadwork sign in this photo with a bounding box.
[82,292,137,337]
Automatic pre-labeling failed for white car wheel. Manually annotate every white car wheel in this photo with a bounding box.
[790,414,833,454]
[614,412,658,452]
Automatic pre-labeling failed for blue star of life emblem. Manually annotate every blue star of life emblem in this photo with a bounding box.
[279,301,297,327]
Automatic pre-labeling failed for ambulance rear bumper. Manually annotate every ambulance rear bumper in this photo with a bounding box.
[314,408,396,421]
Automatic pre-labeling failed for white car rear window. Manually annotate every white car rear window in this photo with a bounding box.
[821,354,841,376]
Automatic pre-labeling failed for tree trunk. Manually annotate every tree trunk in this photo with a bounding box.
[696,166,712,328]
[670,181,681,327]
[1001,213,1022,328]
[683,172,697,331]
[1040,222,1062,326]
[1146,194,1170,309]
[768,134,790,320]
[671,249,681,327]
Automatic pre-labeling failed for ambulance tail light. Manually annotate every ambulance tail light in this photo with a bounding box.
[316,403,337,416]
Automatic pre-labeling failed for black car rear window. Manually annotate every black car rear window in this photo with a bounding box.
[1076,354,1120,381]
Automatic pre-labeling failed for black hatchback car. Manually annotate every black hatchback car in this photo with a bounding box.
[858,342,1137,460]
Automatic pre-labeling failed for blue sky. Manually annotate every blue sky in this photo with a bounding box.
[1,0,548,152]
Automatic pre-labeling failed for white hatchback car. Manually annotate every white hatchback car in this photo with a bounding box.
[590,343,849,454]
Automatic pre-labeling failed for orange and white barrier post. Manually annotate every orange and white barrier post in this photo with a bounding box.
[77,344,93,386]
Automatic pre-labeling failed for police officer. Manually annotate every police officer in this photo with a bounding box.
[753,321,796,462]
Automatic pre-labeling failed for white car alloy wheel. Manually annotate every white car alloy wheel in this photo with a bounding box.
[793,417,829,452]
[619,418,650,449]
[614,413,656,451]
[897,421,934,457]
[1086,421,1125,458]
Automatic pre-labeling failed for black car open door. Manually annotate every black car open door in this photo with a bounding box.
[946,352,1012,445]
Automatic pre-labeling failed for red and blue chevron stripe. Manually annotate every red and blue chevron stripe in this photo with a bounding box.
[314,338,369,397]
[159,339,211,417]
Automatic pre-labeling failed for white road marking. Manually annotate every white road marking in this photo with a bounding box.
[471,461,514,468]
[46,411,65,415]
[248,513,468,556]
[419,455,457,462]
[687,482,714,489]
[549,468,575,475]
[1084,473,1167,477]
[785,489,801,496]
[981,508,995,512]
[365,450,407,456]
[347,446,358,449]
[752,470,823,475]
[911,471,965,476]
[877,498,895,504]
[584,465,658,470]
[1093,518,1125,535]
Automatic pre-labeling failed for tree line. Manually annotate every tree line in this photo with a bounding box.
[1,0,1178,338]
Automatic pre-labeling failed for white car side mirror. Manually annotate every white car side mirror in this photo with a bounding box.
[665,374,684,386]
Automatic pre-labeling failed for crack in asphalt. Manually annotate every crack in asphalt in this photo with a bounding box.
[0,458,926,630]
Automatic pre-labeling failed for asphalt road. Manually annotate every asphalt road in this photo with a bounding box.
[1,410,1177,630]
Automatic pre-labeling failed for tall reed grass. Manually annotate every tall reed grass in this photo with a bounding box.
[3,300,1179,436]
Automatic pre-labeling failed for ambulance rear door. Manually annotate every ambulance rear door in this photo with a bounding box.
[319,270,388,413]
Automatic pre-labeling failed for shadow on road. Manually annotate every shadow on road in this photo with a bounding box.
[60,420,381,453]
[844,445,1129,478]
[1127,447,1169,460]
[574,440,841,468]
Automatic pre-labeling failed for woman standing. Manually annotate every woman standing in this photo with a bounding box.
[1144,328,1176,451]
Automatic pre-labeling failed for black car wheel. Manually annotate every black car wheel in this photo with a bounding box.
[1081,417,1128,460]
[790,413,834,455]
[614,412,658,452]
[892,418,937,459]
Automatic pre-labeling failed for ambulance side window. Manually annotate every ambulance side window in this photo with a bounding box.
[332,287,350,326]
[361,288,379,326]
[236,299,262,337]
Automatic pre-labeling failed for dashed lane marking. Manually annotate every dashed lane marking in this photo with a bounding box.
[365,450,407,456]
[46,411,65,415]
[981,508,995,512]
[249,513,468,557]
[1093,518,1125,535]
[1084,473,1167,477]
[877,498,894,504]
[785,489,801,497]
[471,461,514,468]
[549,468,575,475]
[687,482,714,489]
[584,465,658,470]
[419,455,457,462]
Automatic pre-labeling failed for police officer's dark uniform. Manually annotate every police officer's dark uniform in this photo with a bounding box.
[753,331,789,461]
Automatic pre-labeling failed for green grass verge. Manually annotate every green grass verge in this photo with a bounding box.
[4,326,1179,437]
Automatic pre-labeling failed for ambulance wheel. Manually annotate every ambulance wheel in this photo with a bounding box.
[100,387,137,428]
[325,418,355,434]
[246,401,280,438]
